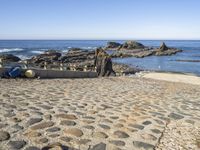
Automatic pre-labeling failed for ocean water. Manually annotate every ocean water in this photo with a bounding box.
[0,40,200,75]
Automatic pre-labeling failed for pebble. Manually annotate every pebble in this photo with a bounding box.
[168,113,184,120]
[82,120,94,124]
[60,136,72,142]
[48,134,60,138]
[56,114,77,120]
[142,121,152,125]
[93,132,108,139]
[46,127,61,132]
[0,131,10,141]
[83,125,95,130]
[31,121,54,130]
[65,128,83,137]
[60,120,76,126]
[39,105,53,110]
[133,141,155,149]
[151,129,161,134]
[8,140,27,149]
[90,143,106,150]
[113,131,129,138]
[129,124,144,130]
[110,140,125,146]
[26,118,43,126]
[98,124,111,130]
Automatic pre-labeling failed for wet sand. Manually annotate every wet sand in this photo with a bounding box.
[0,75,200,150]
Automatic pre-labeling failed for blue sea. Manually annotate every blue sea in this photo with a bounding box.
[0,40,200,75]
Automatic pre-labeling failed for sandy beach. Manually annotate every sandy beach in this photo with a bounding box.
[142,72,200,85]
[0,74,200,150]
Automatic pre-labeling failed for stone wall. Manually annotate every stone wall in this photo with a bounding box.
[0,68,97,79]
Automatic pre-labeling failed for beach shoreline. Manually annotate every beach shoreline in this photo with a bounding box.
[138,71,200,85]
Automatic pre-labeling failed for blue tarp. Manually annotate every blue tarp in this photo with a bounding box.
[6,66,22,78]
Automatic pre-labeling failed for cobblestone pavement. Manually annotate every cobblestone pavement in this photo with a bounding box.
[0,77,200,150]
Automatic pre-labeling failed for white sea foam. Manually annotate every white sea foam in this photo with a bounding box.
[0,48,24,53]
[16,55,29,60]
[82,47,96,50]
[31,51,44,54]
[62,49,70,53]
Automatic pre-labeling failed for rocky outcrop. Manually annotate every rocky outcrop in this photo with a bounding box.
[105,41,145,50]
[94,48,116,77]
[111,49,154,58]
[121,41,145,50]
[155,42,182,56]
[110,42,182,58]
[0,54,21,62]
[60,49,95,63]
[155,49,182,56]
[105,42,122,49]
[159,42,169,51]
[111,52,132,58]
[113,63,142,75]
[68,48,83,52]
[29,50,61,64]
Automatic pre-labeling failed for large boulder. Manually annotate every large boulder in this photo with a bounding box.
[94,48,115,77]
[0,54,21,62]
[159,42,169,51]
[60,48,95,63]
[105,42,122,49]
[121,41,145,50]
[113,63,142,75]
[30,50,62,64]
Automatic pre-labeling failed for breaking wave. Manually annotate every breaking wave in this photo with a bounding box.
[0,48,24,53]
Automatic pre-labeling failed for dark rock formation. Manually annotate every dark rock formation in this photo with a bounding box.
[94,48,116,77]
[113,63,142,75]
[109,42,182,58]
[134,50,155,58]
[111,52,132,58]
[104,41,145,50]
[155,49,182,56]
[68,47,83,52]
[0,54,21,62]
[60,49,95,63]
[111,48,154,58]
[155,42,182,56]
[121,41,145,50]
[29,50,61,64]
[159,42,169,51]
[105,42,122,49]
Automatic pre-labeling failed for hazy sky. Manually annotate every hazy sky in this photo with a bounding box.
[0,0,200,40]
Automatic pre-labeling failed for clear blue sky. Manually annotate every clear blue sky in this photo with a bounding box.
[0,0,200,40]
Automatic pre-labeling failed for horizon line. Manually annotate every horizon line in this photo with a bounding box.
[0,38,200,41]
